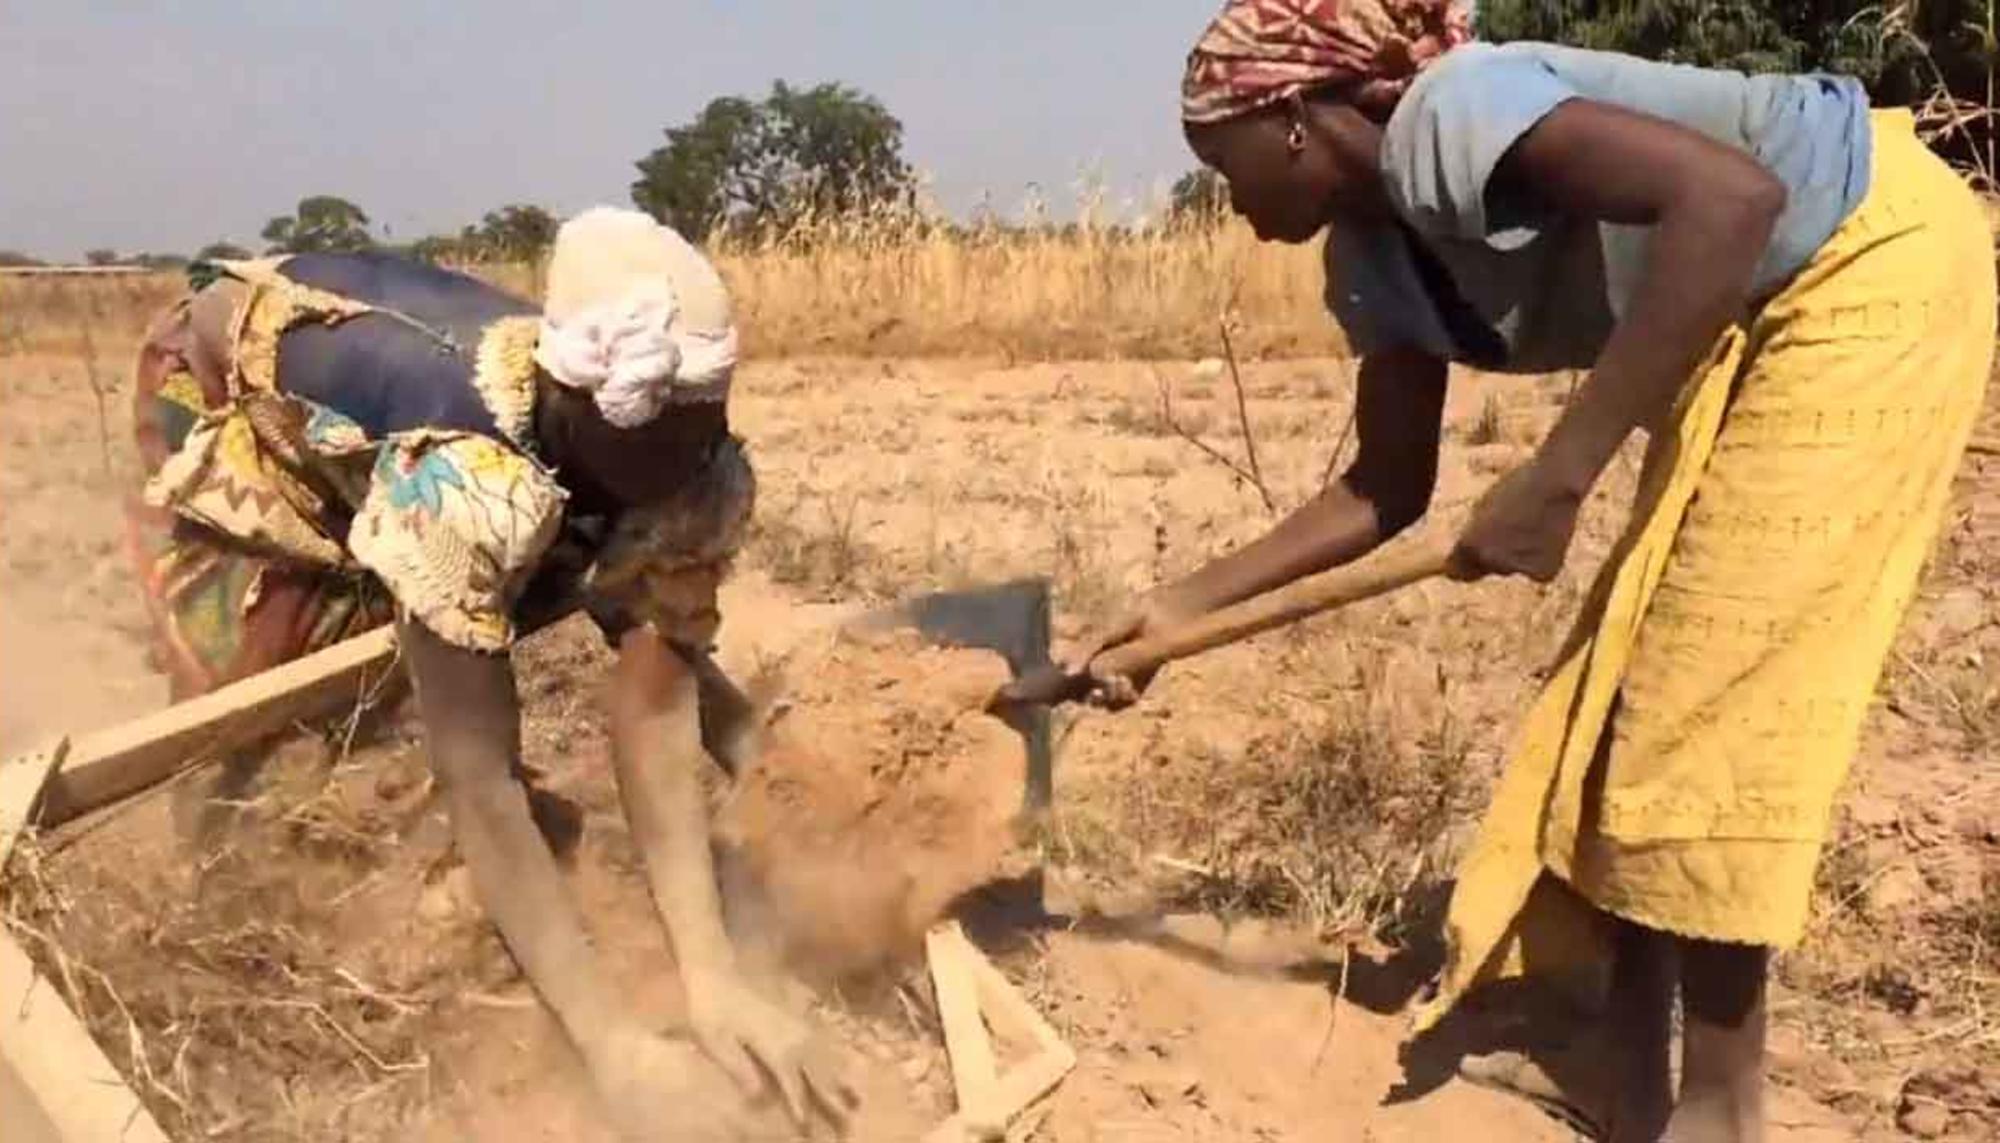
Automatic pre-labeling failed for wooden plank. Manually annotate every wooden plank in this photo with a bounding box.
[0,739,67,864]
[964,942,1071,1060]
[0,930,171,1142]
[922,922,1077,1143]
[926,923,1003,1140]
[38,626,399,827]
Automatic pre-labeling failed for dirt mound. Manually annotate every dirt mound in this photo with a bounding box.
[716,629,1027,985]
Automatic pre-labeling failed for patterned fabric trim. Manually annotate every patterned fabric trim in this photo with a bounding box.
[144,392,566,653]
[471,314,543,448]
[216,258,376,395]
[145,393,363,569]
[348,430,566,651]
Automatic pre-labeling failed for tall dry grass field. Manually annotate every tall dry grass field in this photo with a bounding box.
[0,216,1340,363]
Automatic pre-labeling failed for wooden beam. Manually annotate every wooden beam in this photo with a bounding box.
[0,739,67,864]
[36,626,399,828]
[0,930,171,1143]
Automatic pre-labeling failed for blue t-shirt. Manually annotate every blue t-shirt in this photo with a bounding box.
[1327,41,1873,370]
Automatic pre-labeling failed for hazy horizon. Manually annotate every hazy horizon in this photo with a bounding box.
[1,2,1226,263]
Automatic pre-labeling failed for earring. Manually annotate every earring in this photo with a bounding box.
[1285,92,1310,154]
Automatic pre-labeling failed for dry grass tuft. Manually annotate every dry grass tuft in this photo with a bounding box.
[0,734,472,1141]
[1148,697,1478,942]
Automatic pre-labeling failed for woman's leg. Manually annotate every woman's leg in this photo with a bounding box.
[1668,939,1769,1143]
[1606,917,1676,1143]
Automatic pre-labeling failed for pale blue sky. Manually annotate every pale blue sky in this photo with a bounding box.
[0,2,1226,261]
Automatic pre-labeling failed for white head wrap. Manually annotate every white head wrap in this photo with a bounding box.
[535,207,739,429]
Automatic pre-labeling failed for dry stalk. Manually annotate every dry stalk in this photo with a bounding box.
[75,289,118,478]
[1153,325,1280,515]
[1216,318,1274,512]
[1317,362,1361,492]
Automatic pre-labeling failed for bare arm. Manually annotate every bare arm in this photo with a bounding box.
[605,627,735,984]
[1150,345,1448,618]
[606,625,855,1126]
[1503,100,1784,496]
[398,619,633,1054]
[1448,99,1785,581]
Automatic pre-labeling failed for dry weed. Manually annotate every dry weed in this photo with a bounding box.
[0,735,461,1141]
[1058,662,1481,951]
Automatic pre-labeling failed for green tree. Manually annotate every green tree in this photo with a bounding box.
[475,204,559,261]
[1476,0,1991,105]
[0,250,44,268]
[407,234,463,264]
[261,196,375,254]
[631,81,915,237]
[195,241,251,262]
[85,249,121,266]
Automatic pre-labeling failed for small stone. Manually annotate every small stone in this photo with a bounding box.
[1899,1101,1951,1138]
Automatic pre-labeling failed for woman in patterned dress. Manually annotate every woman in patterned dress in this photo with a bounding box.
[128,207,852,1138]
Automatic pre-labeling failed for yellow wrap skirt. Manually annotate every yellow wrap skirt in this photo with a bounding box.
[1420,110,1997,1027]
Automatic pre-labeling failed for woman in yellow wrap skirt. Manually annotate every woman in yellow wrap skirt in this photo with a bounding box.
[1072,2,1995,1140]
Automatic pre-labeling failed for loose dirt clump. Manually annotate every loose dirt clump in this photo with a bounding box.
[716,629,1027,985]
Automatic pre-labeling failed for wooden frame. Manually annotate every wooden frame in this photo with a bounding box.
[923,921,1076,1142]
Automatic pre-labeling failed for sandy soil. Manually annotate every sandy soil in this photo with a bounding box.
[1,345,1994,1141]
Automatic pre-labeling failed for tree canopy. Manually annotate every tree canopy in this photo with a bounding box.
[261,196,375,254]
[631,81,915,238]
[1476,0,1993,108]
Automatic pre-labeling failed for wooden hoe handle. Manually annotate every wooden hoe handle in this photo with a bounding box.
[998,535,1455,708]
[1094,535,1456,679]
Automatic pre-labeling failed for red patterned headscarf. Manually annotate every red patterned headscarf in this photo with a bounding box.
[1181,0,1473,123]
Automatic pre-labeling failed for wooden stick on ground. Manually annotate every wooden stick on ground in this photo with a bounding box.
[35,625,399,828]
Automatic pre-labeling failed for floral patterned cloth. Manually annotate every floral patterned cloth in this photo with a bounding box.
[140,259,567,655]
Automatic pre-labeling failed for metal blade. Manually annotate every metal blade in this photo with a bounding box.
[850,579,1056,810]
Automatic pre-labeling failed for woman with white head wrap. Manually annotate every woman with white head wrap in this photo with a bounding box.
[128,208,852,1136]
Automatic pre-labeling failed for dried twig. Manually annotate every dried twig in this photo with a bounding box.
[1310,947,1353,1076]
[1969,436,1999,458]
[1153,320,1280,515]
[1318,395,1360,492]
[1216,319,1273,511]
[75,292,117,478]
